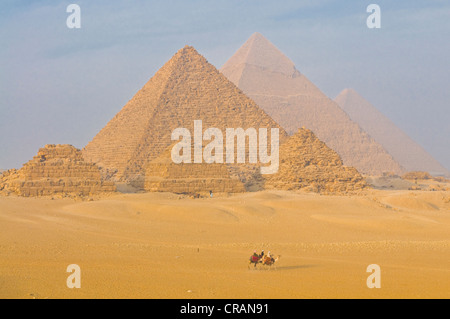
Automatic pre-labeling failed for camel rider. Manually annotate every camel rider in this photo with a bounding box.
[267,251,274,263]
[260,250,264,259]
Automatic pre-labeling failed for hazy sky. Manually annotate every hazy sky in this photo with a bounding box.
[1,0,449,170]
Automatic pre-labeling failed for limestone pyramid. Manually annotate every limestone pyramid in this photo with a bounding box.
[220,33,405,176]
[83,46,288,184]
[264,129,368,193]
[0,144,116,197]
[335,88,449,177]
[144,143,245,194]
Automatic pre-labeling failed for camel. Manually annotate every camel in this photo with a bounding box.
[248,253,263,269]
[261,255,281,269]
[248,253,280,270]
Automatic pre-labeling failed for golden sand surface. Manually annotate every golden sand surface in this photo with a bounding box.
[0,189,449,299]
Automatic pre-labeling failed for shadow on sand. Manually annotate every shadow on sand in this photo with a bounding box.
[249,264,318,271]
[273,264,318,271]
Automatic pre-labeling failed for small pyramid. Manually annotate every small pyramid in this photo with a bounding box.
[335,88,449,176]
[0,145,116,197]
[83,46,288,184]
[221,33,405,176]
[144,143,245,194]
[264,129,368,193]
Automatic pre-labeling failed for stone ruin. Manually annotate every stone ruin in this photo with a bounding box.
[402,171,449,183]
[144,143,245,194]
[264,128,368,194]
[0,144,116,197]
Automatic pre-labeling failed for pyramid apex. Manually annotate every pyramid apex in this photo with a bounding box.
[162,45,208,72]
[221,32,297,77]
[335,88,365,104]
[247,32,275,46]
[177,45,199,55]
[340,88,357,95]
[249,32,265,40]
[334,88,360,104]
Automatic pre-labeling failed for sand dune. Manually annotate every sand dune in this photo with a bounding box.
[0,190,449,299]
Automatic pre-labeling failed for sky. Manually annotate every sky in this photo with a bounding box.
[1,0,449,171]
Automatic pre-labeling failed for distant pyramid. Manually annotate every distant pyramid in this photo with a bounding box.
[335,88,449,176]
[83,46,288,184]
[221,33,405,175]
[0,144,115,197]
[265,128,368,193]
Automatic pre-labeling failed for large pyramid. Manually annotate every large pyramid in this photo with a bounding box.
[0,144,116,197]
[83,46,288,184]
[265,128,368,194]
[335,88,449,177]
[220,33,405,176]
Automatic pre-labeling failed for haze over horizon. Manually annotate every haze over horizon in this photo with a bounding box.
[1,0,449,172]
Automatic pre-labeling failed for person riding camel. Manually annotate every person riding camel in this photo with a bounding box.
[266,251,275,264]
[250,250,260,264]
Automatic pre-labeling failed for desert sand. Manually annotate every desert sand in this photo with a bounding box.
[1,188,449,299]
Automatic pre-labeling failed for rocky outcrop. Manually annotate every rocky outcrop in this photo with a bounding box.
[264,129,368,194]
[402,171,449,183]
[0,144,116,197]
